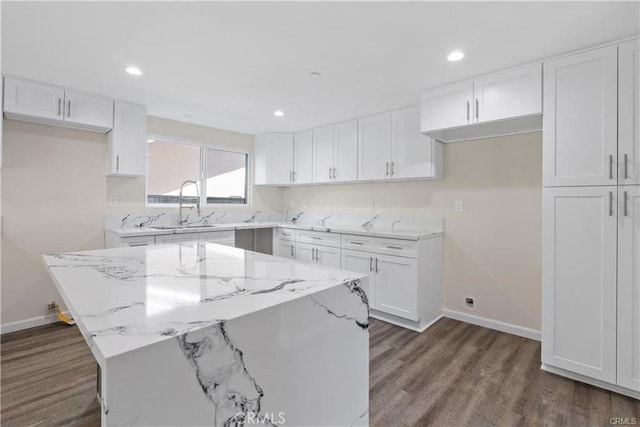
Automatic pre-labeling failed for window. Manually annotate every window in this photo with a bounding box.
[147,138,248,205]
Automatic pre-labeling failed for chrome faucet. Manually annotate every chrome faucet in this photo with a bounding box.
[178,180,201,226]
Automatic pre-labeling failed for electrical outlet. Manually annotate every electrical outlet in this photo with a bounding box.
[455,200,464,213]
[368,200,375,211]
[47,301,58,311]
[108,196,119,208]
[464,296,475,310]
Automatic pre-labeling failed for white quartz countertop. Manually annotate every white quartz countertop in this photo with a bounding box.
[106,222,441,240]
[43,242,368,364]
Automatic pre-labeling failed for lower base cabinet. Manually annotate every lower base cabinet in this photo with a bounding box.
[296,242,341,268]
[105,230,235,248]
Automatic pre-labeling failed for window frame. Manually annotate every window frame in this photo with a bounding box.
[145,134,251,208]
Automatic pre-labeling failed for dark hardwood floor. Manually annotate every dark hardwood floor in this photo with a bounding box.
[1,318,638,426]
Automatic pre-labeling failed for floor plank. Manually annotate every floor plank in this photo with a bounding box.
[1,318,638,426]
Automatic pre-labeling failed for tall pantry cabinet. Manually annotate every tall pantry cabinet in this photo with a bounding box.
[542,40,640,398]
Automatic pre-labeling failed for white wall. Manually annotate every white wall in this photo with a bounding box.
[0,117,282,329]
[282,132,543,331]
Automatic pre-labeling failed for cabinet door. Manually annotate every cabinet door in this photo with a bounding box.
[3,77,64,120]
[420,79,473,132]
[312,125,335,184]
[376,254,418,321]
[391,106,438,179]
[155,233,198,244]
[619,39,640,185]
[358,113,392,181]
[315,245,341,269]
[341,249,376,309]
[277,240,296,260]
[295,242,315,263]
[199,231,235,247]
[542,186,617,383]
[543,46,618,187]
[617,187,640,391]
[473,63,542,123]
[107,101,146,176]
[268,134,294,185]
[293,130,313,184]
[334,120,358,182]
[63,90,113,130]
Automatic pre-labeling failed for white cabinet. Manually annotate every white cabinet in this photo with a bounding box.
[376,254,418,321]
[619,39,640,185]
[117,235,156,248]
[358,112,392,181]
[312,125,335,184]
[155,233,200,244]
[3,76,114,132]
[313,120,359,184]
[420,80,473,132]
[254,133,294,185]
[295,229,341,268]
[420,63,542,143]
[277,239,296,260]
[391,106,443,180]
[62,90,114,130]
[359,108,443,181]
[341,249,376,307]
[543,46,618,187]
[107,101,147,176]
[293,130,313,184]
[617,187,640,391]
[542,186,618,383]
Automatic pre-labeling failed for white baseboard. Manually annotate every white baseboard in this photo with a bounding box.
[541,363,640,400]
[443,309,541,341]
[370,310,443,333]
[1,311,71,335]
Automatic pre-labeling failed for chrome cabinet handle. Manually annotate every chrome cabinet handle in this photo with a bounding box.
[67,100,71,117]
[385,162,389,176]
[290,245,294,257]
[386,245,403,250]
[369,257,373,272]
[57,98,62,116]
[116,155,120,172]
[292,170,296,182]
[610,155,614,180]
[609,191,614,217]
[350,241,364,245]
[624,191,629,217]
[475,99,479,121]
[390,161,395,176]
[466,100,470,123]
[375,258,379,273]
[310,236,321,240]
[332,167,337,179]
[329,167,332,179]
[624,154,629,180]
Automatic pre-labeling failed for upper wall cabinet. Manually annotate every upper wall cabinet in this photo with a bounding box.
[107,101,147,177]
[543,46,618,187]
[313,120,359,184]
[619,39,640,186]
[254,133,294,186]
[3,76,114,132]
[294,130,313,184]
[420,63,542,143]
[359,107,443,181]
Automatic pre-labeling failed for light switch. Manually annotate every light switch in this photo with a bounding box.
[455,200,463,213]
[368,200,375,211]
[108,196,118,208]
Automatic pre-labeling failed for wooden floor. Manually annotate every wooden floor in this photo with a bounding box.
[1,318,638,426]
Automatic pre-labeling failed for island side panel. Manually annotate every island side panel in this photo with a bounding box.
[103,278,369,426]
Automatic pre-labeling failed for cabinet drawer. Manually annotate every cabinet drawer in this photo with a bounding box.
[155,233,199,244]
[295,229,341,248]
[341,234,376,252]
[278,228,296,241]
[375,238,418,258]
[120,235,155,247]
[199,230,235,247]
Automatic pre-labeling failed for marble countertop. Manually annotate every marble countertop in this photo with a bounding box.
[106,222,442,241]
[43,242,368,364]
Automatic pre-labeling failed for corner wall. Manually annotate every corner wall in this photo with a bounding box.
[281,132,543,332]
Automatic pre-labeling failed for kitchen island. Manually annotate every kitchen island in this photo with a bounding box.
[43,241,369,426]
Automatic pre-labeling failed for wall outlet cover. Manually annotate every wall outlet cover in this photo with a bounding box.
[108,196,118,208]
[455,200,464,213]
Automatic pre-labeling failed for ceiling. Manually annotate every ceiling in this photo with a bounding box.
[2,1,639,135]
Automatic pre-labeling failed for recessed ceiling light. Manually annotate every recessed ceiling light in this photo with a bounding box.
[125,66,143,76]
[274,110,284,117]
[147,139,155,143]
[309,72,322,79]
[447,51,465,62]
